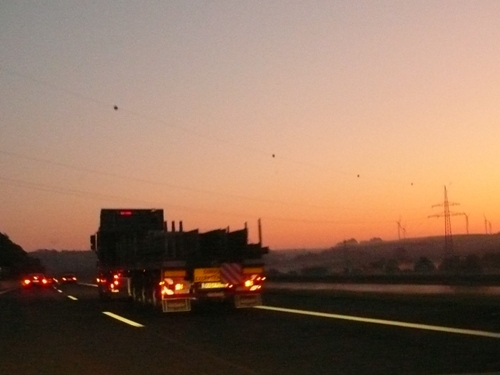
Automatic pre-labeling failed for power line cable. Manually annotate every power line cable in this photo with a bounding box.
[0,148,352,212]
[1,175,381,225]
[0,65,408,185]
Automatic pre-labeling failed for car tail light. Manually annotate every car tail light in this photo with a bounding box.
[244,279,254,288]
[160,277,186,296]
[161,286,174,295]
[242,274,265,289]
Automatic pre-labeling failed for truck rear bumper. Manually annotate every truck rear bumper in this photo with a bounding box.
[192,290,262,308]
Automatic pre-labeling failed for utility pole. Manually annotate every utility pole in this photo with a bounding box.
[428,186,460,258]
[342,239,350,274]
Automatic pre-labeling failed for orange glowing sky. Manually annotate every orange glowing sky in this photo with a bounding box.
[1,2,500,251]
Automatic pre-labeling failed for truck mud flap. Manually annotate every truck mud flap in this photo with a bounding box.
[162,298,191,313]
[234,294,262,308]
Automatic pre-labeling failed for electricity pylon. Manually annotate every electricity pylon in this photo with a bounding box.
[428,186,460,258]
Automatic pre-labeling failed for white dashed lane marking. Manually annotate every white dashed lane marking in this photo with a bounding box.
[102,311,144,328]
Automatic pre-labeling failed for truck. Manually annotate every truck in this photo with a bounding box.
[90,209,268,312]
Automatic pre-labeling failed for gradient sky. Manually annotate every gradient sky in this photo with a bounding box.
[1,1,500,251]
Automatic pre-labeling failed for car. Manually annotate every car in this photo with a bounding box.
[21,273,52,287]
[47,275,59,284]
[59,273,78,284]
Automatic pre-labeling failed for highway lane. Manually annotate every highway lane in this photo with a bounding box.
[0,285,262,375]
[1,283,499,375]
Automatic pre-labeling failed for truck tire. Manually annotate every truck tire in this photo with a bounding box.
[131,285,140,302]
[140,287,147,304]
[151,287,160,309]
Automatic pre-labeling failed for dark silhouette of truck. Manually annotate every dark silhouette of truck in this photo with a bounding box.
[90,209,268,312]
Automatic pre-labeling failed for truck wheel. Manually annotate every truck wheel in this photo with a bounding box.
[151,287,160,309]
[132,285,140,302]
[140,287,147,304]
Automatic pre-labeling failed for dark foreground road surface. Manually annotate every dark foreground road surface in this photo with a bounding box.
[1,283,499,375]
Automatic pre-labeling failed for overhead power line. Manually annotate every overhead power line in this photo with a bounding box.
[0,65,418,187]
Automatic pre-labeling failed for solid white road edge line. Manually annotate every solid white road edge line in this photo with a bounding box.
[255,305,500,339]
[79,283,98,287]
[102,311,144,328]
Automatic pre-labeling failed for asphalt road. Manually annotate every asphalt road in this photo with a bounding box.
[1,283,500,375]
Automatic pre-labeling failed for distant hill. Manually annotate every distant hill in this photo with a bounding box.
[0,232,44,278]
[266,234,500,275]
[30,250,97,280]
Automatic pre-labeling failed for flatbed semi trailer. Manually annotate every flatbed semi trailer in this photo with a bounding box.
[90,209,268,312]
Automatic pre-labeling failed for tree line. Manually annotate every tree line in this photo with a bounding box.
[0,232,44,279]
